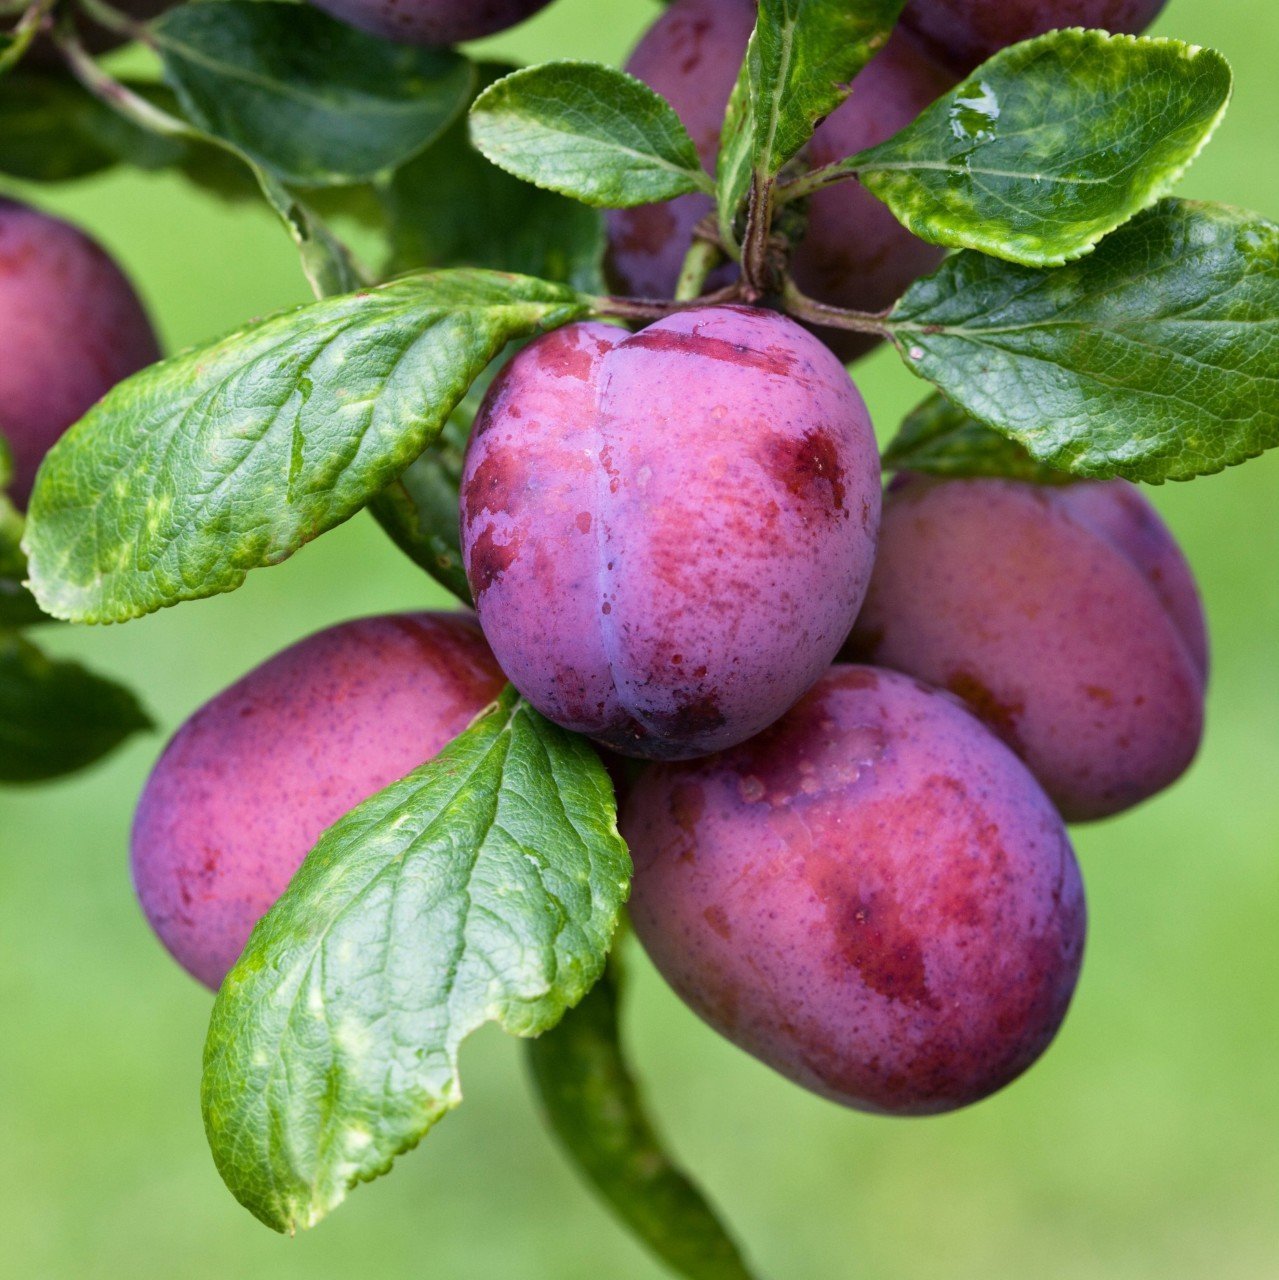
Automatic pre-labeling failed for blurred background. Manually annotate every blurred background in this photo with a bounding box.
[2,1,1277,1276]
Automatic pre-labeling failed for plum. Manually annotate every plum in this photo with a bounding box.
[307,0,554,44]
[902,0,1168,73]
[131,612,506,989]
[459,305,881,760]
[0,199,160,508]
[845,476,1207,822]
[623,665,1087,1115]
[606,0,956,361]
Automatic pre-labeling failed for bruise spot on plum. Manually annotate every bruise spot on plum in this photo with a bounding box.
[668,781,705,862]
[946,671,1024,749]
[731,681,884,803]
[703,903,733,940]
[626,326,798,377]
[809,869,941,1010]
[649,692,727,741]
[762,428,846,516]
[540,329,597,381]
[466,448,528,517]
[1084,684,1117,707]
[467,527,522,595]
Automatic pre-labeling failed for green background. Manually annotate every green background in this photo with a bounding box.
[2,1,1276,1276]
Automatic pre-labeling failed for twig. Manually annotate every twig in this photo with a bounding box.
[780,279,891,337]
[673,239,724,303]
[0,0,58,74]
[587,284,743,324]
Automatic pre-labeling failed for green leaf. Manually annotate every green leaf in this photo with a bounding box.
[842,32,1232,267]
[0,439,45,628]
[469,62,714,208]
[252,165,366,298]
[386,64,606,289]
[884,395,1076,484]
[367,355,504,605]
[527,961,756,1280]
[716,0,907,247]
[0,501,46,628]
[151,0,474,186]
[0,72,188,181]
[888,199,1279,482]
[24,271,588,624]
[0,632,151,783]
[202,688,631,1233]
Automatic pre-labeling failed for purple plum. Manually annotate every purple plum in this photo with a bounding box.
[131,612,506,989]
[902,0,1168,73]
[606,0,956,361]
[623,665,1087,1115]
[307,0,554,44]
[845,476,1207,821]
[459,304,881,759]
[0,199,160,508]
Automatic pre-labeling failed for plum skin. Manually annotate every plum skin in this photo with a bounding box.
[623,665,1087,1116]
[606,0,956,361]
[459,304,882,760]
[845,476,1208,822]
[131,612,506,990]
[307,0,553,44]
[902,0,1168,73]
[0,199,160,508]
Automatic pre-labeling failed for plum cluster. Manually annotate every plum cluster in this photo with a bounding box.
[3,0,1192,1121]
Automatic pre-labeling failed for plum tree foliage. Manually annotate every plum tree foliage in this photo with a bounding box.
[0,0,1274,1274]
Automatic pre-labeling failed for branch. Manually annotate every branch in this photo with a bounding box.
[0,0,58,74]
[587,284,743,324]
[780,279,891,337]
[776,159,858,206]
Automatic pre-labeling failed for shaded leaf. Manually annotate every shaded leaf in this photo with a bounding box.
[24,271,588,623]
[528,961,756,1280]
[888,200,1279,482]
[386,64,606,289]
[884,395,1076,484]
[152,0,474,186]
[202,688,631,1233]
[0,632,151,783]
[0,71,189,181]
[367,357,504,604]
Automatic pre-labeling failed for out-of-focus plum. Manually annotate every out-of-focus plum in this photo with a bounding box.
[845,476,1207,821]
[131,612,506,989]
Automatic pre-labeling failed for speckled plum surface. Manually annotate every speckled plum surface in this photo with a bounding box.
[902,0,1167,73]
[624,665,1087,1115]
[0,199,160,508]
[307,0,553,43]
[131,612,506,989]
[606,0,955,361]
[846,477,1207,822]
[459,305,881,760]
